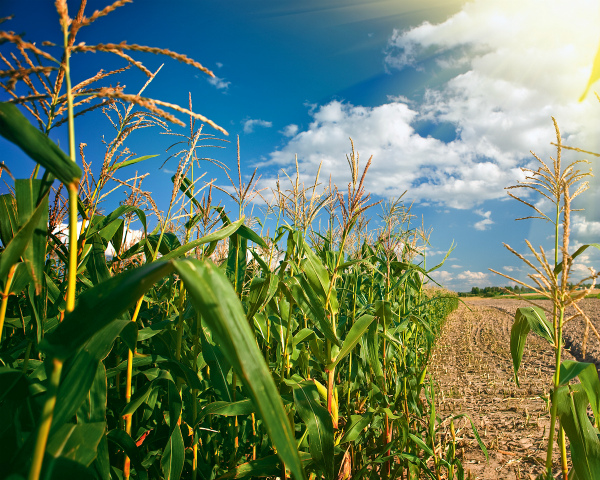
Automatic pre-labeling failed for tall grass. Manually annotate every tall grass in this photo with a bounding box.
[0,2,471,480]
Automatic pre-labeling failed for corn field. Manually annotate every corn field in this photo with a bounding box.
[0,2,478,479]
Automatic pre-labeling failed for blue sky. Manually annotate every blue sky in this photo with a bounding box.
[2,0,600,291]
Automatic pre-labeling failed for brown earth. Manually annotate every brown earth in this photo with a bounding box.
[429,297,600,479]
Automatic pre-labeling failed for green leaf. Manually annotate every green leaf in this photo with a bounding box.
[246,274,279,321]
[555,244,600,275]
[366,321,384,389]
[215,454,281,479]
[121,369,175,417]
[51,320,136,434]
[560,360,600,424]
[226,232,247,294]
[328,314,375,370]
[291,381,334,480]
[161,424,185,480]
[300,238,330,302]
[199,399,255,419]
[87,234,111,286]
[555,384,600,479]
[510,306,553,386]
[46,422,105,467]
[282,276,340,347]
[174,259,306,480]
[0,102,82,184]
[41,260,174,360]
[292,328,316,348]
[86,205,147,241]
[160,216,245,261]
[201,330,233,402]
[0,194,18,247]
[107,429,146,478]
[0,190,48,290]
[108,154,158,173]
[236,224,267,248]
[340,413,373,444]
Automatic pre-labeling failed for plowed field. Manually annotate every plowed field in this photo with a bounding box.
[429,298,600,479]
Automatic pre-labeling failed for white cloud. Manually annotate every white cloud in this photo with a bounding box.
[456,270,488,281]
[243,118,273,134]
[503,266,514,272]
[263,0,600,210]
[473,209,493,230]
[572,214,600,238]
[216,62,223,69]
[431,270,453,284]
[207,75,230,90]
[281,124,299,137]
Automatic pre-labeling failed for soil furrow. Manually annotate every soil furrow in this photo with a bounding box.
[428,297,600,479]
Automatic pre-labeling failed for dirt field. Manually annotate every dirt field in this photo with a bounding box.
[429,297,600,479]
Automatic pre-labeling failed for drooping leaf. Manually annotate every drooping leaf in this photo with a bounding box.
[40,260,174,360]
[510,306,553,386]
[0,102,82,184]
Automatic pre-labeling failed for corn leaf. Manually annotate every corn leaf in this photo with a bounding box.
[174,259,306,480]
[510,306,553,387]
[0,102,82,184]
[291,380,334,480]
[328,314,375,370]
[560,360,600,424]
[556,384,600,479]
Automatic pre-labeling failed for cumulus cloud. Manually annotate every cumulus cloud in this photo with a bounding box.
[456,270,487,281]
[207,75,230,91]
[281,124,299,137]
[263,0,600,210]
[243,118,273,134]
[571,214,600,238]
[431,270,453,284]
[473,209,493,230]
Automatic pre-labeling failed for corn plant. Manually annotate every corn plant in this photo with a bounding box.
[0,2,469,480]
[492,118,600,480]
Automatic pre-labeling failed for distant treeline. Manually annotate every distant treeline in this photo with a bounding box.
[459,283,595,297]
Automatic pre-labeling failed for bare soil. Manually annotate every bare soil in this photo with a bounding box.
[429,297,600,479]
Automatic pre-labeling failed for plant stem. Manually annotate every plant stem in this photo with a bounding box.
[0,263,17,342]
[124,296,144,480]
[546,306,564,477]
[28,358,63,480]
[66,182,78,313]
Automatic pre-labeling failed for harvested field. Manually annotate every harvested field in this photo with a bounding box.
[429,297,600,479]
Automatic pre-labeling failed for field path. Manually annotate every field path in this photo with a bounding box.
[427,298,600,479]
